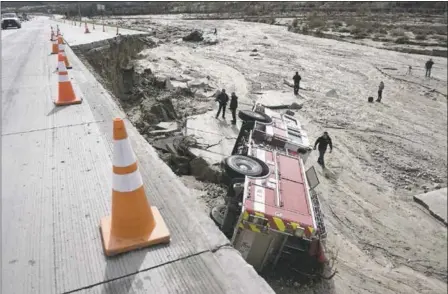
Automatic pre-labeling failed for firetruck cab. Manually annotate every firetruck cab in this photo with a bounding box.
[211,103,327,276]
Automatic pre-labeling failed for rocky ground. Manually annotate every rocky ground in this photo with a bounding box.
[74,15,447,294]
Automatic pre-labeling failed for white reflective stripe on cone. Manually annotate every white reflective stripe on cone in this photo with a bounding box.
[113,138,136,167]
[59,74,70,82]
[113,169,143,193]
[58,44,65,51]
[58,62,67,72]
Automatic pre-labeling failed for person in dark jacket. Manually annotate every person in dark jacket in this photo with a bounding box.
[314,132,333,168]
[215,89,229,119]
[425,59,434,78]
[376,81,385,102]
[229,92,238,125]
[293,72,301,95]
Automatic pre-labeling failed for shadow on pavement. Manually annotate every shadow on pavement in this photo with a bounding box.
[46,105,68,116]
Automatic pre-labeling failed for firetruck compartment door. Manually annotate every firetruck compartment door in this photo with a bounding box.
[305,166,320,190]
[235,229,275,272]
[234,229,256,260]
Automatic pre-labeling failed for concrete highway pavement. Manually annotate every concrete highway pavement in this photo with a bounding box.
[2,17,274,294]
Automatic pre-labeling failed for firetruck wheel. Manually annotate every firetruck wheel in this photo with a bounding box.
[224,155,267,178]
[238,110,272,124]
[210,204,226,227]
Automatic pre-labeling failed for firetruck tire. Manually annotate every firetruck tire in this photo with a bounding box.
[238,110,272,124]
[210,204,226,227]
[224,155,267,178]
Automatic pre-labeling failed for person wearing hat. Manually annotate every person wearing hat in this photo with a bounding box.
[229,92,238,125]
[313,131,333,168]
[215,89,229,119]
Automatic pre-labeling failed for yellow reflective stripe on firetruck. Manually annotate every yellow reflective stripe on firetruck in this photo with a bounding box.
[249,224,261,233]
[272,216,286,232]
[254,212,264,218]
[308,226,315,236]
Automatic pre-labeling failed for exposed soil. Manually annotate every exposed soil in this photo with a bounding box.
[73,16,447,294]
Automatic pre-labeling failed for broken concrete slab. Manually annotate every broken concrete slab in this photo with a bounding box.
[184,113,241,165]
[171,80,189,90]
[414,188,447,226]
[149,129,178,136]
[156,121,178,130]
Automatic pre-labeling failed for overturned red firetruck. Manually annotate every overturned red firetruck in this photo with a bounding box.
[211,103,327,276]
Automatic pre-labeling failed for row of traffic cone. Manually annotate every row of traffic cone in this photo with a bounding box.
[49,24,171,256]
[50,25,80,106]
[70,19,120,35]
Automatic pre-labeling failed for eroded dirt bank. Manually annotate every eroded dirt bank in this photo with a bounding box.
[72,18,447,294]
[72,34,230,210]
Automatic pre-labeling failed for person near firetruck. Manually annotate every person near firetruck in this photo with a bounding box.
[229,92,238,125]
[314,131,333,168]
[293,71,301,95]
[215,89,229,119]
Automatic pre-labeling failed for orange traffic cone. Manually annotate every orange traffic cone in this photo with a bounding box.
[58,43,72,69]
[51,38,58,54]
[100,118,171,256]
[84,22,90,34]
[54,53,81,106]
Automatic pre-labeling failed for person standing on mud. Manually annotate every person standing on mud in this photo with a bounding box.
[425,58,434,78]
[215,89,229,119]
[314,132,333,168]
[214,28,217,35]
[406,65,412,75]
[229,92,238,125]
[376,81,385,103]
[293,72,301,95]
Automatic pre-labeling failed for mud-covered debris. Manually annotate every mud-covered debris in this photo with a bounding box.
[283,79,294,88]
[252,48,258,52]
[286,110,295,116]
[141,98,177,124]
[289,102,303,110]
[165,78,175,90]
[250,53,260,56]
[326,89,339,98]
[190,157,223,183]
[188,78,209,88]
[203,35,219,45]
[183,30,204,42]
